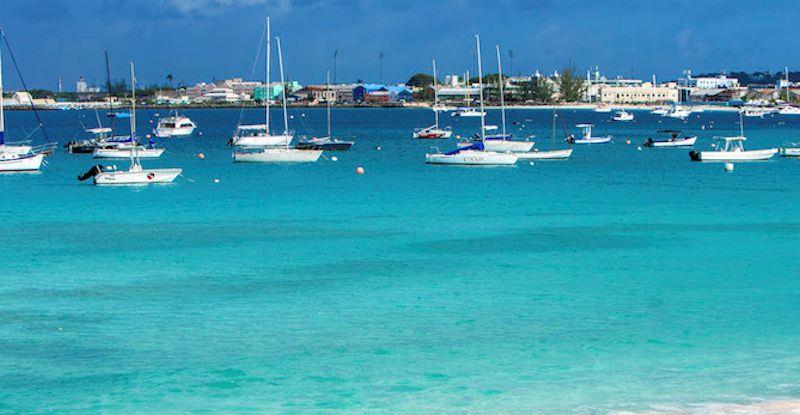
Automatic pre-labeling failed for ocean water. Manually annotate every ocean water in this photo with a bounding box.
[1,107,799,414]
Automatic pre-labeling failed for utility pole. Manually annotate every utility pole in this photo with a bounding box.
[378,51,384,84]
[508,50,514,77]
[333,49,338,84]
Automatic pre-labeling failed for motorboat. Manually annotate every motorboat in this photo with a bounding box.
[778,106,800,115]
[689,136,777,161]
[594,104,612,113]
[426,142,518,165]
[432,104,456,112]
[566,124,611,144]
[651,106,670,116]
[741,106,774,118]
[80,62,181,185]
[154,111,196,137]
[451,107,485,117]
[65,127,113,154]
[516,148,573,160]
[643,130,697,147]
[414,60,453,140]
[779,147,800,157]
[666,106,692,119]
[612,110,634,122]
[229,17,293,148]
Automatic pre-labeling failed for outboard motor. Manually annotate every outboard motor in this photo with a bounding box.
[77,164,104,181]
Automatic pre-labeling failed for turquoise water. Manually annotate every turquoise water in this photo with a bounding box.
[1,107,799,414]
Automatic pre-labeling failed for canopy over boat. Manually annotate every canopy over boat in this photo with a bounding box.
[715,136,746,142]
[86,127,112,134]
[575,123,594,128]
[445,142,484,155]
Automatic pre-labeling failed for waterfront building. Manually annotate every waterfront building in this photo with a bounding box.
[690,75,739,89]
[353,84,413,103]
[599,83,679,104]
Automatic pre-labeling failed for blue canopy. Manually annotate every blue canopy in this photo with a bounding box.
[445,142,484,155]
[107,112,131,118]
[0,131,4,146]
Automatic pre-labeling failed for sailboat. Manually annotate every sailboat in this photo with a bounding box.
[458,45,533,152]
[517,106,573,160]
[689,113,777,161]
[79,62,181,184]
[230,17,292,147]
[297,69,354,151]
[425,35,517,166]
[0,30,44,172]
[451,70,486,117]
[233,35,322,163]
[413,59,452,139]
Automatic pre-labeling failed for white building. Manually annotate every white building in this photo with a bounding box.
[76,76,88,93]
[599,83,679,104]
[689,75,739,89]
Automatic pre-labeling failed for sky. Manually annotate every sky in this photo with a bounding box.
[3,0,800,91]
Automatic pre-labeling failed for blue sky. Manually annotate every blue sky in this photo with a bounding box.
[3,0,799,90]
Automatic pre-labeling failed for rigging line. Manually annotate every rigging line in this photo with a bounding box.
[1,30,51,142]
[235,21,267,129]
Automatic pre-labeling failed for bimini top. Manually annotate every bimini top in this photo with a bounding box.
[714,136,747,142]
[445,142,484,155]
[86,127,112,134]
[575,124,594,128]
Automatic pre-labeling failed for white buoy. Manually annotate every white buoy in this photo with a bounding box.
[331,156,338,161]
[213,178,220,183]
[375,146,381,151]
[528,161,534,165]
[637,146,642,151]
[356,166,365,175]
[724,163,734,172]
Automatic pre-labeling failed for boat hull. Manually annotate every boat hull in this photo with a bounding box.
[155,126,195,138]
[93,168,182,185]
[779,147,800,157]
[689,148,778,161]
[458,139,534,152]
[0,153,44,172]
[296,141,353,151]
[425,150,518,165]
[231,134,292,147]
[516,149,573,160]
[233,148,323,163]
[92,147,165,158]
[644,136,698,147]
[570,136,612,144]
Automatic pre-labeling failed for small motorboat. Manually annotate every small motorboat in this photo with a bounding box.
[425,142,518,165]
[778,106,800,115]
[594,105,612,113]
[644,130,697,147]
[296,136,353,151]
[154,111,196,137]
[515,148,573,160]
[666,106,692,119]
[413,125,452,139]
[689,136,777,161]
[451,107,486,117]
[651,107,670,116]
[779,147,800,157]
[566,124,611,144]
[612,110,634,122]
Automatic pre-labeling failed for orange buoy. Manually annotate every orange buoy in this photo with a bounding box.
[356,166,365,175]
[197,153,205,159]
[626,139,631,145]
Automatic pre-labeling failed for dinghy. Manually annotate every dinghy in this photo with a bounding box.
[644,130,697,147]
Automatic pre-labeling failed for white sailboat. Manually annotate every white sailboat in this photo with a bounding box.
[413,59,452,139]
[426,35,517,166]
[517,106,573,160]
[0,31,44,172]
[233,33,321,163]
[297,70,354,151]
[689,113,777,161]
[93,145,165,158]
[82,62,181,184]
[230,17,292,148]
[459,45,533,153]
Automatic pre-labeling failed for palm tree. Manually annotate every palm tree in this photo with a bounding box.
[166,74,174,90]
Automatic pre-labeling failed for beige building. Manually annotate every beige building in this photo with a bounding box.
[599,84,679,104]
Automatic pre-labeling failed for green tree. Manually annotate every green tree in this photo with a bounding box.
[406,73,434,88]
[521,77,554,103]
[557,66,585,102]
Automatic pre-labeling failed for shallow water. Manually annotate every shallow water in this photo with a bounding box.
[1,107,799,414]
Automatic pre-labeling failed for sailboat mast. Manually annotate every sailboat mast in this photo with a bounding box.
[265,17,271,134]
[0,30,4,145]
[432,59,439,128]
[326,68,331,138]
[129,61,138,166]
[105,51,114,135]
[739,111,744,137]
[475,35,485,140]
[495,45,506,137]
[465,70,470,107]
[276,36,289,144]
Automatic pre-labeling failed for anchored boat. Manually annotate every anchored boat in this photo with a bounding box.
[413,59,452,139]
[154,111,196,137]
[297,70,353,151]
[644,130,697,147]
[566,124,611,144]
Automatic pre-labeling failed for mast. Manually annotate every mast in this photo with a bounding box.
[786,66,790,104]
[465,70,470,107]
[276,36,289,144]
[129,61,139,167]
[105,50,114,135]
[495,44,506,137]
[475,35,485,140]
[432,59,439,128]
[739,111,744,137]
[0,29,4,146]
[265,17,271,134]
[326,68,331,138]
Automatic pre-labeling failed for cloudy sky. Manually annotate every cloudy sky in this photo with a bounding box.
[3,0,799,90]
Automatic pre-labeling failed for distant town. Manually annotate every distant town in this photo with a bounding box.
[3,66,798,110]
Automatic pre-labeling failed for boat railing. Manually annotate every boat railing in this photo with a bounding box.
[32,142,59,155]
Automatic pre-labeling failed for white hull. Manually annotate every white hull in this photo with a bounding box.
[0,153,44,171]
[779,147,800,157]
[413,126,452,139]
[692,148,778,161]
[425,150,518,165]
[572,136,612,144]
[516,149,573,160]
[92,147,165,158]
[3,145,33,155]
[231,133,292,147]
[155,126,195,137]
[460,140,534,152]
[233,148,322,163]
[452,111,486,117]
[778,107,800,115]
[648,136,698,147]
[94,168,182,185]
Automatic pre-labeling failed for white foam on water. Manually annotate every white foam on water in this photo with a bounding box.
[612,399,800,414]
